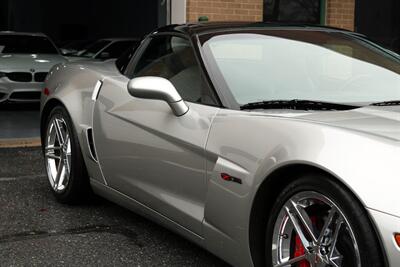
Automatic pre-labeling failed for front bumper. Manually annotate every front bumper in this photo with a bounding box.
[0,77,43,102]
[368,208,400,266]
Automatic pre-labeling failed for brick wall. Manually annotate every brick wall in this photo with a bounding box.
[186,0,263,22]
[185,0,355,31]
[326,0,355,31]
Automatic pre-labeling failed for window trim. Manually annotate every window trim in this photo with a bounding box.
[124,37,151,78]
[95,40,137,60]
[124,32,223,108]
[116,42,141,74]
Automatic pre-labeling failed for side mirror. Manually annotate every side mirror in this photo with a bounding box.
[127,76,189,116]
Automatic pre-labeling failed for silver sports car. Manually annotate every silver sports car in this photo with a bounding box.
[0,31,66,102]
[40,22,400,267]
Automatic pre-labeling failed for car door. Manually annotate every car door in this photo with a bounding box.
[92,34,220,236]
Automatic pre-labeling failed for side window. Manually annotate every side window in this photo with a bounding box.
[98,41,137,59]
[81,40,111,58]
[132,35,218,105]
[115,44,138,74]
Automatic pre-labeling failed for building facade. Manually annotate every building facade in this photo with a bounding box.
[185,0,400,53]
[187,0,264,24]
[186,0,355,31]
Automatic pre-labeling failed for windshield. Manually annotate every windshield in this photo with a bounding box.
[80,40,111,58]
[0,35,58,54]
[201,30,400,106]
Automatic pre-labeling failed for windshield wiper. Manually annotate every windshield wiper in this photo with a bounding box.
[240,99,359,111]
[370,100,400,106]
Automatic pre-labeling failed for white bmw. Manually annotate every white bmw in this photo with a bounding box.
[0,31,66,103]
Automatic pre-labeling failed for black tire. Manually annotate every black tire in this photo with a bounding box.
[43,106,92,204]
[265,172,385,267]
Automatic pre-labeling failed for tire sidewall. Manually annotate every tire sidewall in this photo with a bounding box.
[265,173,384,267]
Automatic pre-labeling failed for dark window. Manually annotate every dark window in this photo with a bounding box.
[0,35,58,54]
[80,40,111,58]
[264,0,322,24]
[60,39,93,55]
[132,35,218,105]
[355,0,400,53]
[116,44,138,74]
[97,40,138,60]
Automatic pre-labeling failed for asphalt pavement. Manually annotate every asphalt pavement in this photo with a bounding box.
[0,147,230,266]
[0,103,40,139]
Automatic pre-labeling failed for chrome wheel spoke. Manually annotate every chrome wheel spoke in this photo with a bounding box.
[64,134,71,173]
[318,207,337,243]
[285,206,310,248]
[53,159,64,189]
[329,219,343,258]
[330,255,343,267]
[65,132,69,142]
[45,152,61,160]
[289,200,318,243]
[45,146,61,152]
[274,254,307,267]
[45,145,62,160]
[57,164,67,188]
[54,118,65,145]
[65,153,71,173]
[63,155,70,179]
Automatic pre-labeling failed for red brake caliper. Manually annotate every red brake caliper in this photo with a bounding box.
[294,235,310,267]
[294,215,317,267]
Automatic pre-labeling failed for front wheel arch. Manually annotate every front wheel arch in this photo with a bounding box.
[248,164,387,267]
[41,98,67,145]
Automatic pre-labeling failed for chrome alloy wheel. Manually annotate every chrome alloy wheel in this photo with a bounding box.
[45,116,71,193]
[271,191,361,267]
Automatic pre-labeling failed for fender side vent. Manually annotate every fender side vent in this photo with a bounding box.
[91,80,103,101]
[87,128,97,161]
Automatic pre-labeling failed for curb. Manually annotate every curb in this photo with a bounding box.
[0,138,41,148]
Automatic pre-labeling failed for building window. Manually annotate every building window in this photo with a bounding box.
[264,0,325,24]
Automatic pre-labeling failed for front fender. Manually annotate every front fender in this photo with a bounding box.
[203,109,400,266]
[40,64,114,185]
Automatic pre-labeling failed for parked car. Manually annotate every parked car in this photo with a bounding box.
[68,38,140,61]
[40,22,400,267]
[0,31,66,102]
[59,39,93,56]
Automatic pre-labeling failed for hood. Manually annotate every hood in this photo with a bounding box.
[293,106,400,141]
[66,59,119,76]
[0,53,67,71]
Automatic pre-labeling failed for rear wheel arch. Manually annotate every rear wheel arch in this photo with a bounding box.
[248,163,387,267]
